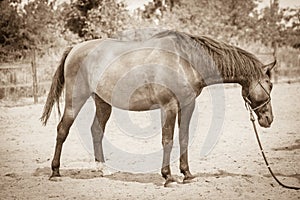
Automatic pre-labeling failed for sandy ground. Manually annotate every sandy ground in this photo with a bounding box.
[0,83,299,200]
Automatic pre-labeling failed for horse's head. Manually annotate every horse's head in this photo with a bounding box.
[242,60,276,128]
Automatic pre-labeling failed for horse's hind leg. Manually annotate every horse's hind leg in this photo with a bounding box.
[51,94,89,178]
[91,94,111,168]
[178,100,196,183]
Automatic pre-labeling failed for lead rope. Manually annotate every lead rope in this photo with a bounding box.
[247,105,300,190]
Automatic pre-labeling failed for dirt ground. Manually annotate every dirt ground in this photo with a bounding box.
[0,83,299,200]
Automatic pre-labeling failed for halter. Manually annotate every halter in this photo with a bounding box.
[243,80,271,111]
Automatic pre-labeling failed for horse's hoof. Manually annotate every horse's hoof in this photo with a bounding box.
[164,177,181,187]
[183,175,196,184]
[49,175,62,182]
[164,181,179,188]
[94,162,111,176]
[49,171,61,180]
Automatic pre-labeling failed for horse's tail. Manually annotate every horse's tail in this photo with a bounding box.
[40,47,73,126]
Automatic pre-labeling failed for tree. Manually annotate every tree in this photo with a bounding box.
[0,0,63,61]
[22,0,59,49]
[0,0,24,61]
[255,0,283,47]
[141,0,181,19]
[139,0,261,43]
[281,8,300,48]
[64,0,130,40]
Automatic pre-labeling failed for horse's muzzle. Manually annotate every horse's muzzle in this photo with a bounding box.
[258,114,273,128]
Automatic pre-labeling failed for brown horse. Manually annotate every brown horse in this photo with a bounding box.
[41,30,276,186]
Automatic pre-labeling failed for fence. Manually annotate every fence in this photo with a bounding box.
[256,48,300,83]
[0,58,57,102]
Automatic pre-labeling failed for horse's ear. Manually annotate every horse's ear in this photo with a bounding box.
[263,60,276,77]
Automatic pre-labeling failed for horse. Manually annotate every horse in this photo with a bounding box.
[41,30,276,186]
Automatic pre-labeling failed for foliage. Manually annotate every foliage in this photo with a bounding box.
[281,8,300,48]
[141,0,180,18]
[22,0,60,48]
[63,0,130,40]
[0,0,62,62]
[140,0,300,49]
[255,0,282,47]
[0,0,24,61]
[140,0,262,44]
[250,0,300,49]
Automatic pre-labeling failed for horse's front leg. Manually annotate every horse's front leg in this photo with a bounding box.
[178,100,196,182]
[91,94,112,174]
[160,103,178,186]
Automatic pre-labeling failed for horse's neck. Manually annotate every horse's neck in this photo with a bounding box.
[223,76,248,85]
[202,71,256,88]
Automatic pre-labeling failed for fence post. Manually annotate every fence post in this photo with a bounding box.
[272,42,279,84]
[31,49,38,103]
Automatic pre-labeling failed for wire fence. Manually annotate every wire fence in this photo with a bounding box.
[0,60,57,102]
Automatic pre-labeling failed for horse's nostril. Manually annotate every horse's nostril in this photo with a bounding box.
[266,116,272,124]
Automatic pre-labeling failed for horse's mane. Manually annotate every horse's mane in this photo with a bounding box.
[153,30,264,80]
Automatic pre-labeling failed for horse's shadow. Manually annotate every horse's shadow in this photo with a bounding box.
[33,167,259,186]
[33,167,166,186]
[105,171,166,186]
[33,167,104,180]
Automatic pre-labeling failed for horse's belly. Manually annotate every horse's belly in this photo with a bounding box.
[94,48,201,110]
[96,79,195,111]
[106,83,159,111]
